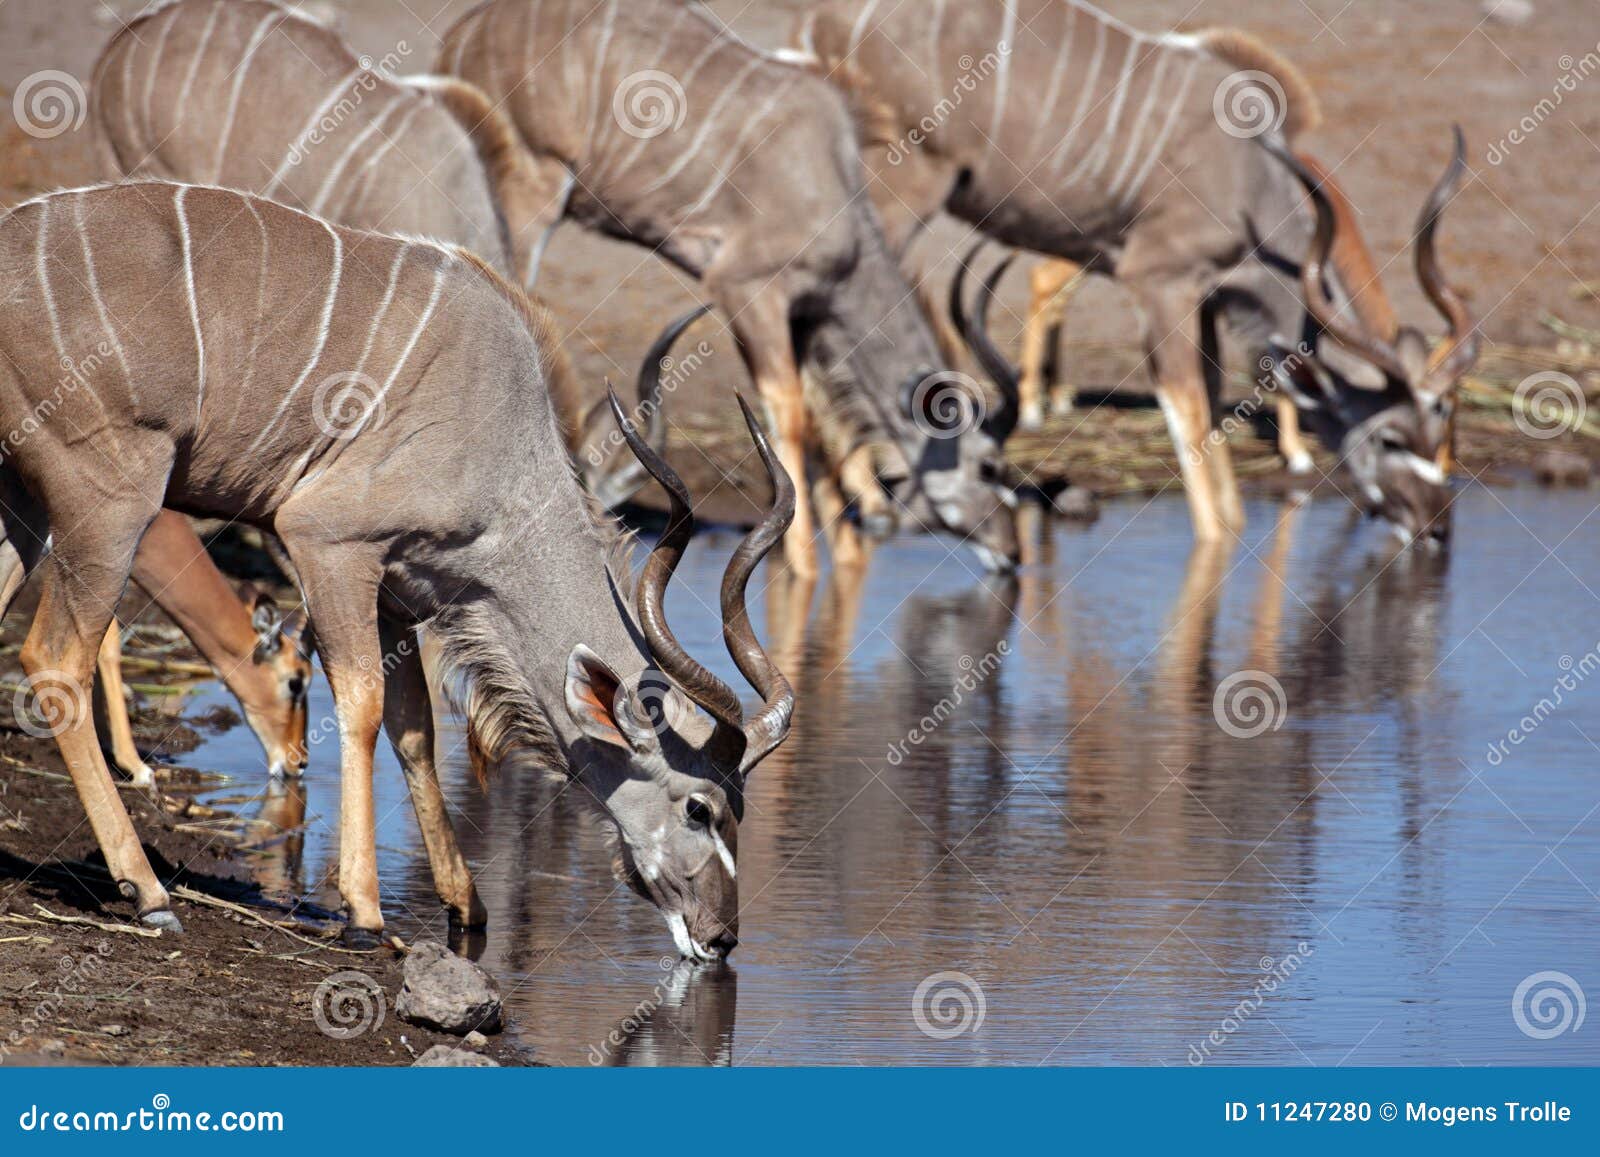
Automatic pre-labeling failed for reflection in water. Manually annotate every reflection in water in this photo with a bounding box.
[238,777,307,902]
[186,490,1600,1065]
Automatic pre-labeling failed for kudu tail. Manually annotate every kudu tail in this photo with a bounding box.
[1195,28,1323,139]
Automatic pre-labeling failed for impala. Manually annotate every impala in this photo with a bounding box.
[795,0,1479,545]
[0,183,792,954]
[1,502,313,783]
[438,0,1020,575]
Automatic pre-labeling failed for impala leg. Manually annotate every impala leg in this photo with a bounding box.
[23,506,175,928]
[379,617,485,928]
[1275,393,1314,474]
[94,622,155,786]
[1021,260,1081,429]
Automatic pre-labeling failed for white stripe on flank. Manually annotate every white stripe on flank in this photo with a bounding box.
[678,74,794,221]
[211,11,281,182]
[1063,33,1140,187]
[356,261,444,439]
[985,2,1018,152]
[353,245,410,376]
[173,186,206,423]
[582,0,620,154]
[173,0,223,129]
[263,68,362,196]
[1048,16,1106,174]
[609,9,716,178]
[139,6,178,158]
[71,194,134,400]
[1119,54,1198,206]
[331,100,425,222]
[35,200,106,418]
[1025,3,1077,159]
[1106,49,1171,198]
[928,0,947,102]
[309,95,401,215]
[245,219,343,454]
[231,196,271,426]
[639,53,765,195]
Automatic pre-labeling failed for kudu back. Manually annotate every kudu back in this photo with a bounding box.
[0,182,793,955]
[90,0,666,503]
[798,0,1479,546]
[439,0,1019,574]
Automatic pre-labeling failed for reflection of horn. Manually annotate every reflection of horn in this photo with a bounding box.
[1413,127,1479,386]
[601,962,739,1067]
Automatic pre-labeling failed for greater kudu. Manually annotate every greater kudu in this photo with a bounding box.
[0,501,314,783]
[438,0,1020,575]
[0,182,792,956]
[796,0,1480,545]
[90,0,665,505]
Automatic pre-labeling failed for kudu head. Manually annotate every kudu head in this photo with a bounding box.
[244,588,315,777]
[562,376,794,961]
[802,242,1020,571]
[1264,130,1480,546]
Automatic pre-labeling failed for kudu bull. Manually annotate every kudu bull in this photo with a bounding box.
[1,500,314,783]
[0,183,792,955]
[438,0,1020,575]
[91,0,668,506]
[796,0,1480,545]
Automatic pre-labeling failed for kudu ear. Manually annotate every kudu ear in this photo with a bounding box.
[564,645,663,752]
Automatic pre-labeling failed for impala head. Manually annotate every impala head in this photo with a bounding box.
[561,351,794,962]
[1265,129,1479,547]
[245,588,315,777]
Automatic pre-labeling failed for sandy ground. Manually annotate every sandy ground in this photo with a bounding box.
[0,0,1597,1064]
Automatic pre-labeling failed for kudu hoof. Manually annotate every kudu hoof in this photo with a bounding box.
[341,925,385,950]
[141,910,184,934]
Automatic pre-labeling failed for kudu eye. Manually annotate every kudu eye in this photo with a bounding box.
[685,794,715,829]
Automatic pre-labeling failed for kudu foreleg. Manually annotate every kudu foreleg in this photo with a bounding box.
[1140,285,1240,544]
[1274,394,1315,475]
[281,542,386,942]
[379,618,485,929]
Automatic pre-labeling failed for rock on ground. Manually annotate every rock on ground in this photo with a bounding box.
[396,942,504,1036]
[1481,0,1535,26]
[412,1044,500,1068]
